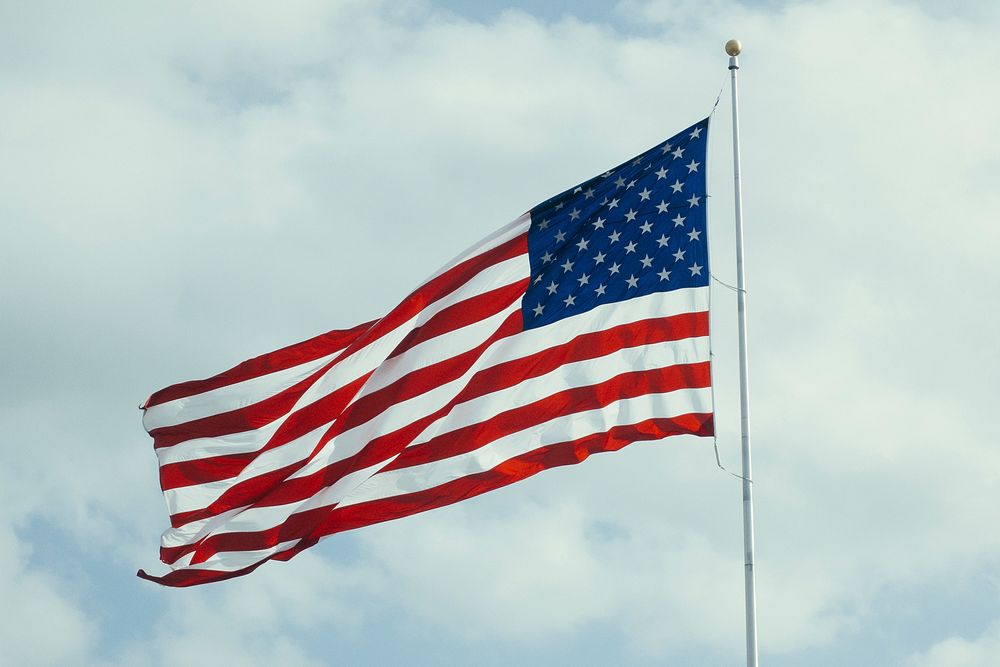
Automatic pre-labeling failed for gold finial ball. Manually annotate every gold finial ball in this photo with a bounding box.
[725,39,742,56]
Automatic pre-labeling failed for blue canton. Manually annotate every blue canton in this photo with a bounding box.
[523,118,710,329]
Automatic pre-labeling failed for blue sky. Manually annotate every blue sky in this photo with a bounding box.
[1,1,999,665]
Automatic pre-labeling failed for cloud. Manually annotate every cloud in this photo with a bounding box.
[906,621,1000,667]
[0,0,998,664]
[0,524,95,666]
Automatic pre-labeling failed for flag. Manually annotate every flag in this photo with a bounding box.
[139,118,714,587]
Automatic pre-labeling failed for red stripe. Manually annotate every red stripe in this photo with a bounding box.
[322,235,526,371]
[461,311,707,404]
[389,280,527,359]
[142,413,711,587]
[157,280,528,490]
[313,412,714,535]
[158,373,371,492]
[244,314,706,511]
[149,362,334,449]
[384,361,711,472]
[164,310,524,525]
[148,233,524,444]
[163,311,705,525]
[159,360,708,565]
[145,320,376,408]
[162,311,702,525]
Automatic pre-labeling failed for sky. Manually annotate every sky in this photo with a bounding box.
[1,0,999,665]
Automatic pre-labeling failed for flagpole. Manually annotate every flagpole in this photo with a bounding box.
[726,38,759,667]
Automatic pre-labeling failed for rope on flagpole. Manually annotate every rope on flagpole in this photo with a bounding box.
[711,273,746,294]
[704,72,751,487]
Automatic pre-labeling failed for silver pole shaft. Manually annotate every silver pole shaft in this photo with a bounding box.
[729,48,758,667]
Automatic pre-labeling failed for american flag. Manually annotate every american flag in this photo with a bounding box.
[139,118,714,587]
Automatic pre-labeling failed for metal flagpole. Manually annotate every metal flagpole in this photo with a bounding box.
[726,38,759,667]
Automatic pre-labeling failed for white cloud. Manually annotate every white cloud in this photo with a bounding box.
[906,621,1000,667]
[0,524,95,666]
[0,0,998,664]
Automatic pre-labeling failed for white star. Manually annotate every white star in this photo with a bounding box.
[600,197,608,206]
[687,194,701,207]
[672,214,686,227]
[656,234,670,247]
[689,126,703,139]
[656,200,670,214]
[673,248,686,261]
[624,209,638,222]
[607,198,620,209]
[640,254,653,268]
[595,284,607,296]
[626,180,636,189]
[592,216,606,229]
[537,218,549,230]
[600,170,613,178]
[554,230,566,243]
[576,237,590,251]
[532,303,544,316]
[626,274,639,288]
[584,187,595,199]
[658,268,671,281]
[659,142,673,154]
[541,251,555,264]
[577,273,590,286]
[609,230,621,243]
[670,179,684,193]
[573,186,582,193]
[624,241,637,254]
[671,146,685,159]
[564,294,576,307]
[614,176,627,188]
[609,262,621,275]
[655,166,668,180]
[638,187,652,201]
[689,262,703,276]
[534,274,543,284]
[687,228,702,242]
[561,258,575,272]
[632,157,643,165]
[686,159,700,173]
[546,281,558,295]
[593,251,606,264]
[555,202,564,210]
[639,221,653,234]
[569,208,581,221]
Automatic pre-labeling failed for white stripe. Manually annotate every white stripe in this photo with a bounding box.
[351,258,529,398]
[160,460,387,554]
[300,287,708,473]
[160,506,245,549]
[168,385,712,560]
[407,336,709,450]
[339,387,713,507]
[272,251,530,429]
[166,335,707,540]
[169,287,708,521]
[421,213,529,285]
[163,423,328,516]
[159,262,529,515]
[146,234,527,437]
[159,286,708,544]
[171,539,302,574]
[143,349,341,431]
[156,419,283,467]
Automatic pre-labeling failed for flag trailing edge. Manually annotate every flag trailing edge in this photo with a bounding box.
[139,118,714,587]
